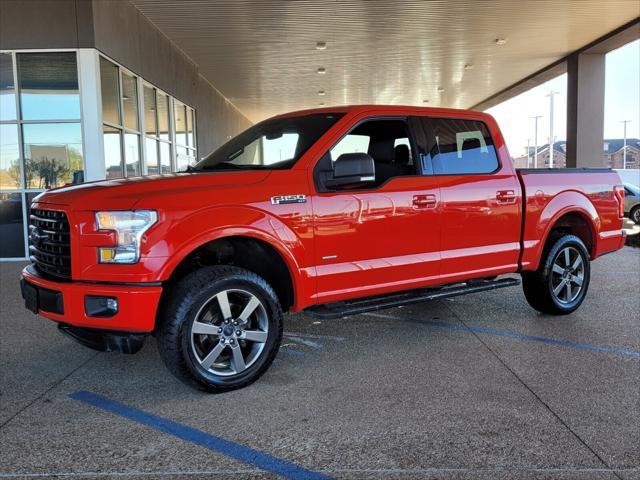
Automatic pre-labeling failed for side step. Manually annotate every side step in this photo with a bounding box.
[305,277,520,319]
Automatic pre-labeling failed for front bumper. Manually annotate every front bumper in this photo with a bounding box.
[21,266,162,332]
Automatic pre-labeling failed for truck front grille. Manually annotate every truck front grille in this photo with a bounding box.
[29,209,72,280]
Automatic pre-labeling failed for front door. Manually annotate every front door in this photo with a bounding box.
[311,117,442,304]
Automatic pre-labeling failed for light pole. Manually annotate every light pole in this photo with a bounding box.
[526,138,531,167]
[531,115,542,168]
[546,90,560,168]
[621,120,631,169]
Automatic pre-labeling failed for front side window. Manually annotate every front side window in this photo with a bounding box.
[196,113,343,172]
[419,118,499,175]
[322,119,416,188]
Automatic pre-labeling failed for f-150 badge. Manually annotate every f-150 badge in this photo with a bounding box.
[271,195,307,205]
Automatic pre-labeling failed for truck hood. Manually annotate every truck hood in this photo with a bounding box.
[33,171,272,210]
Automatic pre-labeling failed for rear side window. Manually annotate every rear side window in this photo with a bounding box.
[421,118,499,175]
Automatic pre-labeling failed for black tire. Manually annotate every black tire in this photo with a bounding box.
[522,234,591,315]
[630,206,640,225]
[157,265,283,392]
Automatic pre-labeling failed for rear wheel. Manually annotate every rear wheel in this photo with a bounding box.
[522,234,590,315]
[158,266,283,392]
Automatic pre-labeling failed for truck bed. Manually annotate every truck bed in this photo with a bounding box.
[516,167,625,271]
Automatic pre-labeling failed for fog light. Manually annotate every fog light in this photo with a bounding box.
[85,295,119,318]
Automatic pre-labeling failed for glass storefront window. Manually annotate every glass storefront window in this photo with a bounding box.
[159,141,171,174]
[158,92,170,141]
[22,123,83,189]
[174,102,187,146]
[18,52,80,121]
[0,124,20,189]
[144,85,157,136]
[124,133,140,176]
[145,137,159,175]
[187,107,194,147]
[100,57,120,125]
[176,146,196,171]
[0,53,16,121]
[103,125,123,179]
[0,192,25,258]
[122,72,139,131]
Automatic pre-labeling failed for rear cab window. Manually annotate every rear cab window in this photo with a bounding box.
[413,117,500,175]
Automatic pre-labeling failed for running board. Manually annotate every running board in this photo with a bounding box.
[305,277,520,319]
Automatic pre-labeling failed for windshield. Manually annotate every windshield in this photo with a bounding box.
[194,113,344,171]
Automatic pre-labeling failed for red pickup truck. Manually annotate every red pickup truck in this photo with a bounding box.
[21,106,626,392]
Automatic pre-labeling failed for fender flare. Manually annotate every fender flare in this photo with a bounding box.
[156,206,307,307]
[527,191,599,270]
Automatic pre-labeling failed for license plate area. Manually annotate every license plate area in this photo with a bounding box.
[22,280,39,314]
[21,280,64,315]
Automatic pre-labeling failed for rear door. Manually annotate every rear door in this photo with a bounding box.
[414,116,521,282]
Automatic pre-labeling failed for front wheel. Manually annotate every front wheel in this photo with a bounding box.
[158,266,283,392]
[522,234,591,315]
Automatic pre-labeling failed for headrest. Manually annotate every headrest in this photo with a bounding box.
[394,144,410,164]
[368,140,395,164]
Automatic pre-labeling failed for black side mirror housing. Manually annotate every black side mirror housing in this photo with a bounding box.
[325,153,376,189]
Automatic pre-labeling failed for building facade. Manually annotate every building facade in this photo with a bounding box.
[0,0,252,259]
[513,139,640,170]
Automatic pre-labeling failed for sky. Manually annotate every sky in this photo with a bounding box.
[487,40,639,158]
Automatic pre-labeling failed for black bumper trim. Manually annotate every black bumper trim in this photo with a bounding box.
[58,324,146,354]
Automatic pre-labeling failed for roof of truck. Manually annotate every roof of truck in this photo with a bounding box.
[271,105,491,121]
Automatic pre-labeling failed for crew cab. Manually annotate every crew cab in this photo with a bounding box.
[21,106,626,392]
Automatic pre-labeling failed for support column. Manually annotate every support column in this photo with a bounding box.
[566,52,606,168]
[77,48,105,181]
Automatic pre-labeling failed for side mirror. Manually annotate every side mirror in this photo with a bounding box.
[325,153,376,189]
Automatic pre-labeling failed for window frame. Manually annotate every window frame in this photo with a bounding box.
[415,116,502,177]
[97,53,197,178]
[0,49,85,260]
[313,116,422,193]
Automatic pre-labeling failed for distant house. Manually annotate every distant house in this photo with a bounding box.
[513,139,640,169]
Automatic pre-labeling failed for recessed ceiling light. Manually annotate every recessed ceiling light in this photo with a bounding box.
[318,90,326,96]
[495,38,507,45]
[464,63,474,70]
[316,41,327,50]
[317,67,326,74]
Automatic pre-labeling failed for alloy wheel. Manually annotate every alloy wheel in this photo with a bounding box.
[550,246,585,304]
[190,289,269,376]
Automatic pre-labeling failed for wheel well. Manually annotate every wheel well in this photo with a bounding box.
[547,212,594,256]
[167,236,294,311]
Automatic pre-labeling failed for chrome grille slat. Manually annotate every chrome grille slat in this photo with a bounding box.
[29,209,72,279]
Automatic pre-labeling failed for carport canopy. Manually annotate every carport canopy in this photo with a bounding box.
[130,0,639,123]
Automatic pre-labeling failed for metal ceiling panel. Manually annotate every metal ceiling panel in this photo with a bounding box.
[130,0,640,122]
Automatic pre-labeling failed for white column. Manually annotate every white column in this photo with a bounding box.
[77,48,105,182]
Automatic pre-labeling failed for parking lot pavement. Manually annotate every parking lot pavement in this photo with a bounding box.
[1,249,638,480]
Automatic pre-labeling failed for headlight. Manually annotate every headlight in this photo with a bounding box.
[95,210,157,264]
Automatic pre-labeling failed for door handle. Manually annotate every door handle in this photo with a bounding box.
[413,194,437,208]
[496,190,517,203]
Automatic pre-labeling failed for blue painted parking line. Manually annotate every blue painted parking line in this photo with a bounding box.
[366,313,640,358]
[69,391,332,480]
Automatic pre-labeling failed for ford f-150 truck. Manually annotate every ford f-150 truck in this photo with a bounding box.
[21,106,626,392]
